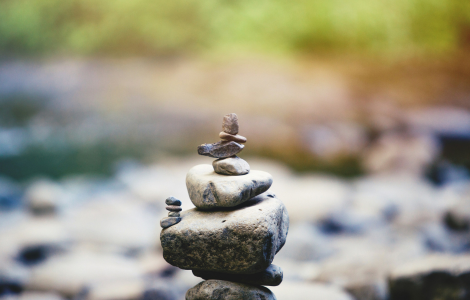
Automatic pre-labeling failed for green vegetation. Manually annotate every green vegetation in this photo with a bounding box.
[0,0,469,57]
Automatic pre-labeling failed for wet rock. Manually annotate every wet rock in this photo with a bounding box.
[197,141,244,159]
[193,264,283,286]
[165,197,182,206]
[186,164,272,209]
[161,192,289,274]
[186,280,275,300]
[212,156,250,176]
[160,217,181,229]
[389,254,470,300]
[219,132,246,143]
[222,113,239,135]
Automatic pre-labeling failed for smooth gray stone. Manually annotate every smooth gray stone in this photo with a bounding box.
[160,217,181,229]
[165,196,182,206]
[197,141,244,159]
[186,280,276,300]
[166,205,182,212]
[222,113,239,135]
[168,212,180,217]
[186,164,272,210]
[193,264,283,286]
[160,192,289,274]
[212,156,250,176]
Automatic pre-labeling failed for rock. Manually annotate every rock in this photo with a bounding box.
[193,264,283,286]
[165,197,182,206]
[168,212,180,217]
[160,192,289,274]
[186,164,272,210]
[166,206,182,212]
[27,251,142,297]
[389,254,470,300]
[222,113,239,135]
[219,132,247,143]
[197,141,244,159]
[25,180,63,215]
[160,217,181,229]
[212,156,250,176]
[186,280,275,300]
[270,282,354,300]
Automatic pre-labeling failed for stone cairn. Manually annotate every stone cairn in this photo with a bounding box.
[160,113,289,299]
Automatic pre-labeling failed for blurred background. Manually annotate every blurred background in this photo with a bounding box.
[1,0,470,299]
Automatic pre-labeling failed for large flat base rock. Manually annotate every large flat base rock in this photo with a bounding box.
[186,164,273,210]
[161,192,289,274]
[186,280,276,300]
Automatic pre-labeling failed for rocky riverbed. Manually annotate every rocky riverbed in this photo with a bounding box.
[1,155,469,300]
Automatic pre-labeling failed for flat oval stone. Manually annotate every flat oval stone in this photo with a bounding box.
[219,132,247,144]
[160,217,181,229]
[197,141,244,159]
[193,264,283,286]
[186,164,272,210]
[186,280,276,300]
[212,156,250,176]
[222,113,239,135]
[166,205,182,212]
[160,192,289,274]
[165,196,182,206]
[168,212,180,217]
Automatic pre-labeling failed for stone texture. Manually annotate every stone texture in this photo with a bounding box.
[389,254,470,300]
[186,280,276,300]
[186,164,272,210]
[160,217,182,229]
[197,141,244,159]
[193,264,283,286]
[168,212,180,217]
[160,192,289,274]
[165,197,182,206]
[219,132,247,143]
[166,205,182,212]
[212,156,250,176]
[222,113,239,135]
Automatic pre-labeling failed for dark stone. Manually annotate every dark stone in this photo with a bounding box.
[186,280,276,300]
[168,212,180,217]
[16,244,54,266]
[166,205,182,212]
[160,217,182,229]
[197,141,244,159]
[219,132,247,144]
[165,196,182,206]
[160,192,289,274]
[193,264,283,286]
[389,255,470,300]
[222,113,239,135]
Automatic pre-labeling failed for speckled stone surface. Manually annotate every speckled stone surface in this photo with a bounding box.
[212,156,250,176]
[222,113,239,135]
[160,192,289,274]
[186,164,272,209]
[193,264,283,286]
[197,141,244,159]
[186,280,276,300]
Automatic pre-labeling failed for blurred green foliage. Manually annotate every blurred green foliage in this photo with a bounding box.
[0,0,469,57]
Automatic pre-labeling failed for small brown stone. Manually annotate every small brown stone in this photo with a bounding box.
[166,205,182,212]
[219,132,247,144]
[222,113,239,135]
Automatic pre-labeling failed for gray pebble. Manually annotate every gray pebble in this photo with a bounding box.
[166,205,182,212]
[219,132,247,143]
[165,196,182,206]
[160,217,182,229]
[168,212,180,217]
[222,113,239,135]
[197,141,244,159]
[212,156,250,175]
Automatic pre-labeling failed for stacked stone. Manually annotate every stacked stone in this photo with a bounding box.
[160,113,289,300]
[160,197,182,229]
